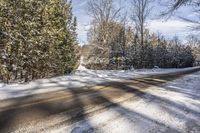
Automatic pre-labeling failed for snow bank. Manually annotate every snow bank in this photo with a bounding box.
[0,67,200,100]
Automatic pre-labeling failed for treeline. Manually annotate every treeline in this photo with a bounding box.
[0,0,79,83]
[85,0,195,70]
[0,0,198,83]
[86,23,195,69]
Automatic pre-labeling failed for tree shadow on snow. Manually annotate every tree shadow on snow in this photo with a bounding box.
[0,71,200,133]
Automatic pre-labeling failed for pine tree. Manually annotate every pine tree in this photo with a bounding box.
[0,0,78,83]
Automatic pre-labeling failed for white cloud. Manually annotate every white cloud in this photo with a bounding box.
[147,20,192,38]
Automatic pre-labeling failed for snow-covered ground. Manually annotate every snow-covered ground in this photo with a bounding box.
[49,70,200,133]
[0,67,199,100]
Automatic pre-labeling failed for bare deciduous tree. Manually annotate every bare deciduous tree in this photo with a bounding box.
[163,0,200,31]
[169,0,199,10]
[87,0,122,68]
[87,0,121,47]
[131,0,153,67]
[87,0,120,24]
[131,0,153,46]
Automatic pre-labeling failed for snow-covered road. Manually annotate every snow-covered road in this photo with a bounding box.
[49,70,200,133]
[1,69,199,133]
[0,67,200,100]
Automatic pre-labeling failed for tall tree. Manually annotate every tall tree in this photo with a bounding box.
[131,0,153,46]
[131,0,153,68]
[87,0,121,68]
[0,0,78,83]
[87,0,121,46]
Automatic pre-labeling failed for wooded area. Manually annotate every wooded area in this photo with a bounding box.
[85,0,199,70]
[0,0,199,83]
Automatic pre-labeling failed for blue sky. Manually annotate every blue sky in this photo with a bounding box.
[72,0,196,45]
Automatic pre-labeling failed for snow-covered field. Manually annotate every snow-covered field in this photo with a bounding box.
[0,67,199,100]
[49,70,200,133]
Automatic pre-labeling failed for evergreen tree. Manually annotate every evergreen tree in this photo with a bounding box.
[0,0,78,83]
